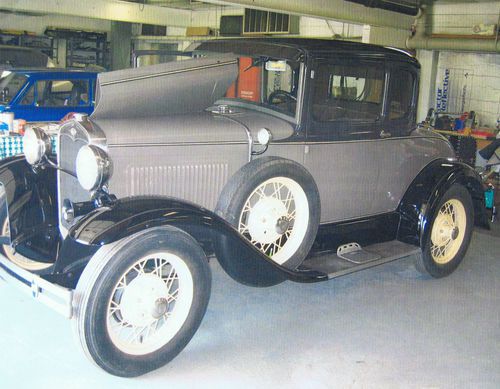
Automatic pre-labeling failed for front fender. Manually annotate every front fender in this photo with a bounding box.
[398,158,489,247]
[68,196,327,286]
[0,156,59,262]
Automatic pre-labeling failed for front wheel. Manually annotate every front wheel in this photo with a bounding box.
[73,226,211,377]
[216,157,320,270]
[0,213,52,272]
[417,184,474,278]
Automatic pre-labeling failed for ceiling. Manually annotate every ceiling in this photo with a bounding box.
[127,0,498,8]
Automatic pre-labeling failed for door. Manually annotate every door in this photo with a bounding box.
[304,58,387,223]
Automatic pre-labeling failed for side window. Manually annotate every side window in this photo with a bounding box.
[312,62,384,122]
[36,80,90,107]
[388,70,414,120]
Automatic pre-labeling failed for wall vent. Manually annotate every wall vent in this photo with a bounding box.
[243,9,298,35]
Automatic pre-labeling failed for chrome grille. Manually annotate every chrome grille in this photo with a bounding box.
[57,122,95,233]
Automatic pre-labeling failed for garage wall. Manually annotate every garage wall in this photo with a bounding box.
[299,17,363,39]
[362,25,409,48]
[435,52,500,128]
[415,2,500,127]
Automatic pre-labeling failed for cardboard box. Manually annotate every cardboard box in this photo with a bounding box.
[186,27,214,36]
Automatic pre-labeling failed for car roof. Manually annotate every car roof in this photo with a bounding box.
[195,38,418,66]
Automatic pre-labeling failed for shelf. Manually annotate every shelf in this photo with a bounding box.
[0,30,57,61]
[45,28,109,70]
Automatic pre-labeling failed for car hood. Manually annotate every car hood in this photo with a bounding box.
[95,106,295,146]
[91,55,238,120]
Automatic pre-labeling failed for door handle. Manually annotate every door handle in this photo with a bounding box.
[380,130,392,138]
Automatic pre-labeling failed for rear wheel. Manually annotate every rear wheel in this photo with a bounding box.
[73,226,211,377]
[417,184,474,278]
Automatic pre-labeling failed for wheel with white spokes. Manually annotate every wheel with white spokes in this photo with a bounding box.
[417,184,474,278]
[238,177,309,264]
[1,218,52,272]
[73,226,211,377]
[216,157,320,270]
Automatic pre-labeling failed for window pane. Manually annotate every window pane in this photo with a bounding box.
[389,70,414,120]
[37,80,90,107]
[224,56,298,116]
[312,63,384,122]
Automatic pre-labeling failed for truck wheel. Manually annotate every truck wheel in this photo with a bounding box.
[417,184,474,278]
[72,226,211,377]
[216,157,320,269]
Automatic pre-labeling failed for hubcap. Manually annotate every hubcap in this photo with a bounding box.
[152,297,169,319]
[119,274,168,327]
[430,199,467,264]
[247,197,287,244]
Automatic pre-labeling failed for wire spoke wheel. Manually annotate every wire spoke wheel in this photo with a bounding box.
[238,177,309,265]
[417,184,474,278]
[106,252,194,355]
[74,227,211,377]
[430,199,467,264]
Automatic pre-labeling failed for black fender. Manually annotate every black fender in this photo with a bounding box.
[398,158,489,247]
[68,196,327,286]
[0,156,60,262]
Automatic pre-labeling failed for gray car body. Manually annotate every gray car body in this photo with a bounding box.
[62,51,453,231]
[0,38,488,297]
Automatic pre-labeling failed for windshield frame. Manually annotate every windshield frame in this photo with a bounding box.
[216,56,305,124]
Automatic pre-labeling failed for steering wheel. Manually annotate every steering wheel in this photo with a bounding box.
[268,90,297,112]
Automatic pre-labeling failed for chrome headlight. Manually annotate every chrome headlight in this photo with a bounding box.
[23,127,51,165]
[75,145,113,191]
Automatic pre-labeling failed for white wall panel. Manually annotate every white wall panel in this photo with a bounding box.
[435,52,500,127]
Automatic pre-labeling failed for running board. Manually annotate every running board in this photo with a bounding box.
[300,240,420,279]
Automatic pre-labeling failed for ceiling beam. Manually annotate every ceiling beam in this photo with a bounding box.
[0,0,192,27]
[201,0,414,29]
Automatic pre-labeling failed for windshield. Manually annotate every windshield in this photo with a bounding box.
[223,56,300,117]
[0,71,27,104]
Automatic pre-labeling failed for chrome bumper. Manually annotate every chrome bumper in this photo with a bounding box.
[0,253,73,319]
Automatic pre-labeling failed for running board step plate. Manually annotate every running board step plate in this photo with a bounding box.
[301,240,421,280]
[336,242,381,264]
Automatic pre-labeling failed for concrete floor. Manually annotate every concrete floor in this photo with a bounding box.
[0,227,498,389]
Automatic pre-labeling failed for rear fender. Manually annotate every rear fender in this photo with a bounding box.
[68,196,326,286]
[398,159,489,247]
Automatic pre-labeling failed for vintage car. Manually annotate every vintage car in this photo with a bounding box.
[0,68,97,123]
[0,39,489,377]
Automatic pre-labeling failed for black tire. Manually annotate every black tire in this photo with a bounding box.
[215,157,320,269]
[72,226,211,377]
[416,184,474,278]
